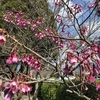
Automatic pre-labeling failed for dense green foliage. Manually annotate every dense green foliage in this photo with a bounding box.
[39,81,100,100]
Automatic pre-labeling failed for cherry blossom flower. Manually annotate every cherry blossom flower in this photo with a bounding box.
[35,32,46,39]
[55,0,60,6]
[56,14,62,22]
[6,56,13,65]
[20,84,32,93]
[31,24,37,31]
[12,52,18,63]
[4,81,19,100]
[88,4,94,8]
[3,11,13,23]
[80,26,87,35]
[69,57,77,65]
[88,0,99,8]
[6,52,18,65]
[71,4,82,14]
[88,74,96,83]
[63,64,70,74]
[22,55,41,71]
[96,84,100,91]
[4,81,32,100]
[5,81,19,94]
[0,33,6,44]
[93,67,99,75]
[4,91,13,100]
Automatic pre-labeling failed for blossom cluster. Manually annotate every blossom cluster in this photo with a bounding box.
[88,0,99,8]
[3,11,45,30]
[6,53,41,71]
[6,52,18,64]
[70,4,82,14]
[22,55,41,71]
[4,80,32,100]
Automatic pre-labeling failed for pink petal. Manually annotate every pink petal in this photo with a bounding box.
[88,74,96,83]
[12,52,18,63]
[96,84,100,91]
[4,91,13,100]
[6,56,13,65]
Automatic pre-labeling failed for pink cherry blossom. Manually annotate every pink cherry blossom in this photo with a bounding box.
[71,4,82,13]
[96,84,100,91]
[20,84,32,93]
[88,4,94,8]
[22,55,41,71]
[12,52,18,63]
[6,56,13,65]
[93,67,99,75]
[31,24,37,30]
[63,65,70,74]
[55,0,60,6]
[69,57,77,65]
[88,0,99,8]
[0,33,6,44]
[80,26,87,34]
[4,81,19,100]
[4,91,13,100]
[97,45,100,57]
[56,14,62,22]
[5,81,19,94]
[3,13,13,23]
[88,74,96,83]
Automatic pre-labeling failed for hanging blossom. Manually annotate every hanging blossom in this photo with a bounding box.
[6,52,18,65]
[69,57,77,65]
[63,64,70,74]
[88,74,96,83]
[0,33,6,44]
[4,81,19,100]
[93,66,99,75]
[22,55,41,71]
[4,81,32,100]
[6,53,41,71]
[96,84,100,91]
